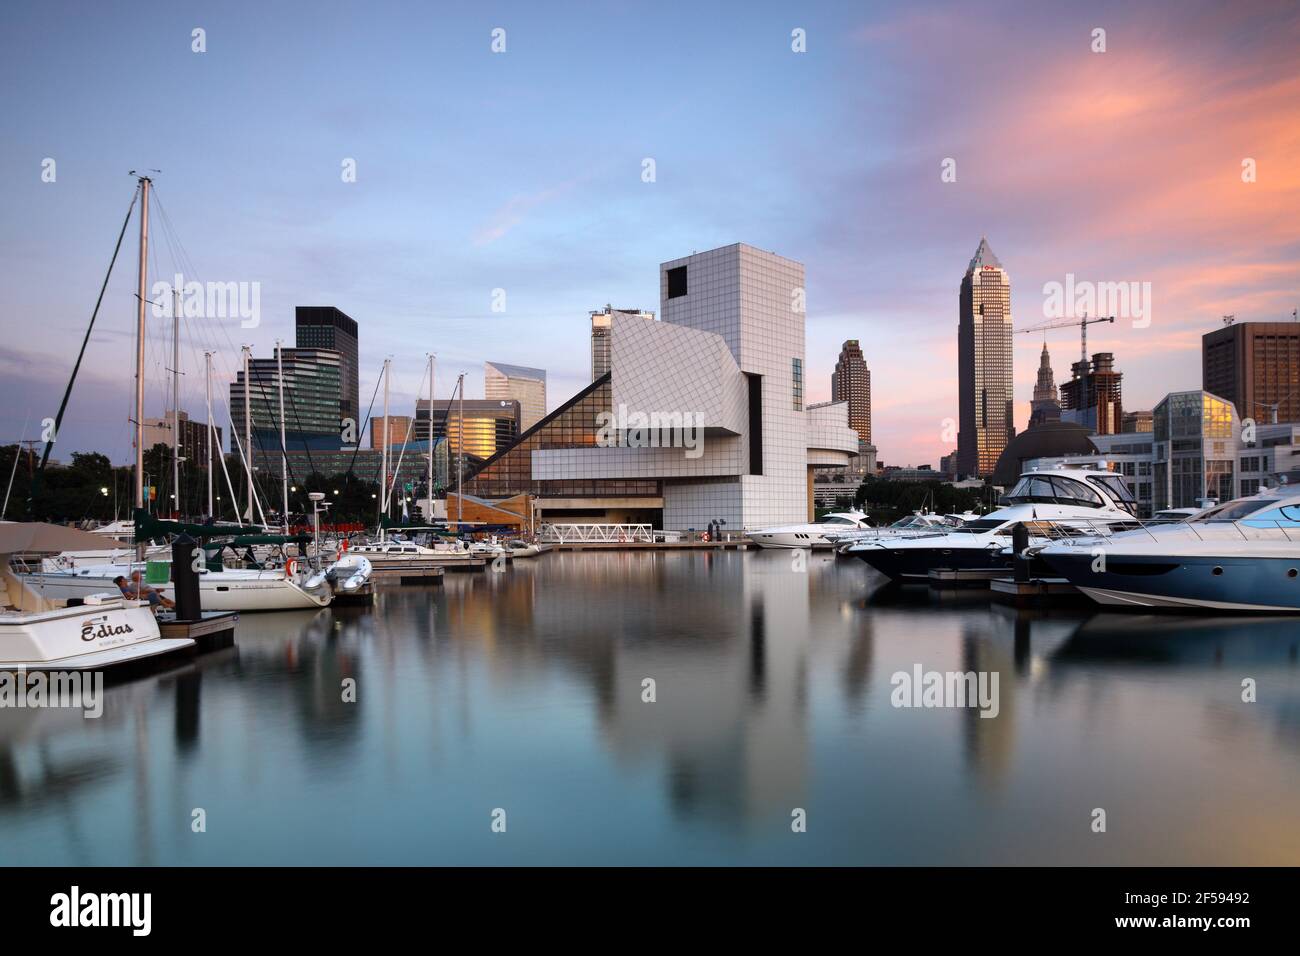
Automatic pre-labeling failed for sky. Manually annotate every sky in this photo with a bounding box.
[1,0,1297,467]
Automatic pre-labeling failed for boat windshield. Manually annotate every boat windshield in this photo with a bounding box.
[1004,475,1106,508]
[1193,497,1300,525]
[1086,474,1137,513]
[819,515,858,525]
[949,518,1010,535]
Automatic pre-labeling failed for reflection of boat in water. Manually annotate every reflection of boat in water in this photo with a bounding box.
[1053,612,1300,665]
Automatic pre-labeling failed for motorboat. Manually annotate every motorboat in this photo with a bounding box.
[347,535,482,566]
[750,510,872,549]
[1,523,194,670]
[827,511,977,554]
[1038,487,1300,612]
[324,553,373,593]
[505,540,542,558]
[848,466,1139,582]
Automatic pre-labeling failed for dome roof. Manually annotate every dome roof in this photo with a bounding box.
[991,421,1098,486]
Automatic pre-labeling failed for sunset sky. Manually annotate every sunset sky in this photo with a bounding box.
[1,0,1297,466]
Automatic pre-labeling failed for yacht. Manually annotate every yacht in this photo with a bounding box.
[827,512,977,554]
[348,535,483,566]
[848,466,1139,582]
[1,523,194,669]
[750,510,872,549]
[1038,487,1300,612]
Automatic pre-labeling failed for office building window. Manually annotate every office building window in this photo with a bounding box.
[792,358,803,411]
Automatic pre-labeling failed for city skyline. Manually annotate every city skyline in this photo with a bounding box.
[2,0,1298,468]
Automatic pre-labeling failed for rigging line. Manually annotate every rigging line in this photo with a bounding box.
[384,363,430,507]
[249,353,305,506]
[281,361,320,480]
[345,370,384,481]
[27,184,140,516]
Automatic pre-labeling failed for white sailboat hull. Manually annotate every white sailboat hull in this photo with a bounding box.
[20,569,331,612]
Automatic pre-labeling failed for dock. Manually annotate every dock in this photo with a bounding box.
[331,582,375,605]
[368,564,451,584]
[989,577,1086,607]
[158,610,239,651]
[927,568,1007,588]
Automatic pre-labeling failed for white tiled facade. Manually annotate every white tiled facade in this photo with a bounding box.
[531,243,857,530]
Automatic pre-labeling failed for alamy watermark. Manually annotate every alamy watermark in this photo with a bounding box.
[0,669,104,719]
[1042,273,1151,328]
[596,404,705,459]
[151,272,260,328]
[890,665,1000,719]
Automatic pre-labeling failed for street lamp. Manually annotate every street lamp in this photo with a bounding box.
[308,491,326,562]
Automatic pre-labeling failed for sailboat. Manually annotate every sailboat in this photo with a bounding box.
[18,176,364,611]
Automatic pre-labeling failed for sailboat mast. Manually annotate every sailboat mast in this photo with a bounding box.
[276,339,288,534]
[426,352,434,522]
[242,345,253,522]
[380,358,390,535]
[133,175,150,558]
[457,372,464,528]
[171,288,181,518]
[205,350,214,518]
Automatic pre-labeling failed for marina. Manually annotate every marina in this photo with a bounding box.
[2,548,1298,866]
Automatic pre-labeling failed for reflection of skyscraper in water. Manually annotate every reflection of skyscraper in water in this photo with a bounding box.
[591,552,816,825]
[960,619,1017,785]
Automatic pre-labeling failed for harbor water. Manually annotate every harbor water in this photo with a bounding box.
[2,550,1297,865]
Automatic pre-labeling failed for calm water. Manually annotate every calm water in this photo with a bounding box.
[2,550,1299,866]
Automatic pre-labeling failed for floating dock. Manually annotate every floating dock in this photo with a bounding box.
[158,610,239,651]
[927,568,1007,588]
[368,563,451,583]
[331,582,375,605]
[989,577,1086,607]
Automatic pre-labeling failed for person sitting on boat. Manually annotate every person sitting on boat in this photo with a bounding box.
[127,569,175,610]
[113,575,133,600]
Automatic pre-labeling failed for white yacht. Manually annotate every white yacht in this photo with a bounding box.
[347,535,483,566]
[1,524,194,670]
[848,466,1139,581]
[750,510,873,549]
[827,512,977,554]
[1039,486,1300,612]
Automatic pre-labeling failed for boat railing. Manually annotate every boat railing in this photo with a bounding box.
[1027,516,1300,546]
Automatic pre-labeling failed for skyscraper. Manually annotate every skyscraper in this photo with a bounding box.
[295,307,359,427]
[1060,352,1124,435]
[957,237,1014,477]
[1029,342,1060,425]
[1202,320,1300,424]
[485,361,547,430]
[831,339,872,445]
[229,347,343,452]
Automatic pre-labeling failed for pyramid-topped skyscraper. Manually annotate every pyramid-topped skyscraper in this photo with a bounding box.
[957,237,1015,477]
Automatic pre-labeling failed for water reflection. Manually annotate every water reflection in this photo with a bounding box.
[1,551,1297,865]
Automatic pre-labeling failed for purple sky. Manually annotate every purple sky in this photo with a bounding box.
[1,0,1297,466]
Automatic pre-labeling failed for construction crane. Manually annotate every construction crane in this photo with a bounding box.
[1014,314,1116,426]
[1014,313,1116,367]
